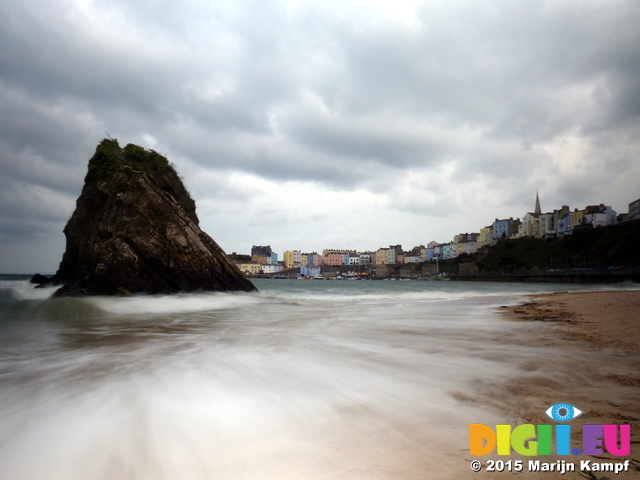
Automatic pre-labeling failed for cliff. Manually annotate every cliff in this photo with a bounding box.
[473,220,640,273]
[48,139,256,296]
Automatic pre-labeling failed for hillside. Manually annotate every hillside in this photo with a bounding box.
[469,220,640,274]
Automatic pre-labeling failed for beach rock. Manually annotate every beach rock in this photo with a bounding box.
[50,139,256,297]
[30,273,53,284]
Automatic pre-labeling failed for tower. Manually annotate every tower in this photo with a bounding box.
[535,190,541,215]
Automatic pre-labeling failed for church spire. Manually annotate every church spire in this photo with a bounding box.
[534,190,541,215]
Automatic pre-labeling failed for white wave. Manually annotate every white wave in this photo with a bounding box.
[0,280,58,300]
[0,305,513,480]
[5,277,629,479]
[88,291,265,316]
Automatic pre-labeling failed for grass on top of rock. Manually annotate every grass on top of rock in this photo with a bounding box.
[85,138,122,183]
[122,143,176,175]
[86,139,180,183]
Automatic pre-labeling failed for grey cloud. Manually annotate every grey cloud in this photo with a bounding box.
[331,1,640,143]
[0,85,98,188]
[0,179,74,222]
[391,195,453,218]
[0,5,176,111]
[0,144,85,196]
[0,180,72,246]
[160,122,377,189]
[280,105,448,169]
[0,216,63,241]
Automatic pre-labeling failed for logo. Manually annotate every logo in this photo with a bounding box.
[545,403,583,422]
[469,403,631,457]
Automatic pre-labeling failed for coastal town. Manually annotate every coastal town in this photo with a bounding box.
[235,193,640,279]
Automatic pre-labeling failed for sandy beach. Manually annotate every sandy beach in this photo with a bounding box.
[459,289,640,479]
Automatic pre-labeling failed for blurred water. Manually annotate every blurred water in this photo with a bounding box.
[0,276,637,479]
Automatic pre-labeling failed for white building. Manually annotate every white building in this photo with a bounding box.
[263,264,284,274]
[539,213,554,237]
[584,212,607,228]
[463,242,476,255]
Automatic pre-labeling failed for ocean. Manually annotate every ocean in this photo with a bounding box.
[0,275,637,479]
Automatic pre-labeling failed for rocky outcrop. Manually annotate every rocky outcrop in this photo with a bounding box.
[30,273,53,284]
[48,139,256,296]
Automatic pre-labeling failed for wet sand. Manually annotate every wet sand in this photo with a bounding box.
[458,290,640,479]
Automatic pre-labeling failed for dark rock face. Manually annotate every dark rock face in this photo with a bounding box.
[50,139,256,297]
[30,273,53,284]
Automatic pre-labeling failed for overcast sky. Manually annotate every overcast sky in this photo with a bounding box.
[1,0,639,273]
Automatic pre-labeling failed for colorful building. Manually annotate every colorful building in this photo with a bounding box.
[239,263,262,274]
[325,253,342,265]
[307,253,323,265]
[251,253,271,264]
[479,226,492,245]
[300,265,321,276]
[492,218,521,239]
[283,250,301,268]
[375,248,389,264]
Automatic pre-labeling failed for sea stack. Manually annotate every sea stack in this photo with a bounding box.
[48,139,256,297]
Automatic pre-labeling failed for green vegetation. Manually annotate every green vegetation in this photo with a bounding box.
[423,253,471,276]
[228,253,251,263]
[475,237,567,272]
[86,139,178,183]
[120,143,193,200]
[473,221,640,273]
[416,221,640,275]
[85,138,122,183]
[85,139,187,193]
[122,143,174,174]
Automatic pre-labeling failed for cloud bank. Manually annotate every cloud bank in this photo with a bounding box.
[1,0,639,272]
